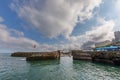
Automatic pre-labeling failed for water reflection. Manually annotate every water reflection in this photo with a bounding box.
[60,56,76,80]
[27,60,60,66]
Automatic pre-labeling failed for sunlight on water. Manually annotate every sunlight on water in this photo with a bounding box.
[60,56,75,80]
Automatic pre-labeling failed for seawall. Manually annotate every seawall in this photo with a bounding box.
[72,50,120,65]
[11,50,120,65]
[11,52,34,57]
[91,51,120,65]
[26,51,60,61]
[72,50,92,60]
[11,51,60,61]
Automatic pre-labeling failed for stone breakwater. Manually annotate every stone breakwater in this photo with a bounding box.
[26,51,60,61]
[91,51,120,65]
[11,52,35,57]
[72,50,120,65]
[11,50,120,65]
[72,50,92,60]
[11,51,60,61]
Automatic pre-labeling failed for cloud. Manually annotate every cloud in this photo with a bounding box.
[112,0,120,31]
[0,17,39,51]
[86,18,115,42]
[0,16,115,51]
[10,0,102,38]
[5,0,116,51]
[0,17,4,22]
[81,41,95,49]
[68,18,115,49]
[43,43,81,51]
[0,17,79,52]
[0,17,82,52]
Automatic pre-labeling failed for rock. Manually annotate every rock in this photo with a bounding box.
[11,52,34,57]
[91,51,120,65]
[26,51,60,61]
[72,50,92,61]
[11,51,60,61]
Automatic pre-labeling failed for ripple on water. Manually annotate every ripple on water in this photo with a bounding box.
[1,53,120,80]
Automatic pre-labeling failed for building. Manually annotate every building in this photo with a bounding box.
[114,31,120,42]
[94,31,120,51]
[112,31,120,46]
[95,46,120,51]
[95,40,111,48]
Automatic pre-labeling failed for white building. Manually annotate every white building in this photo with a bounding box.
[95,40,111,47]
[114,31,120,42]
[112,31,120,45]
[95,31,120,47]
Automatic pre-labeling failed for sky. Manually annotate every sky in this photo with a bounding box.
[0,0,120,53]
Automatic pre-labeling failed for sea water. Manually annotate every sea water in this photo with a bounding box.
[0,53,120,80]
